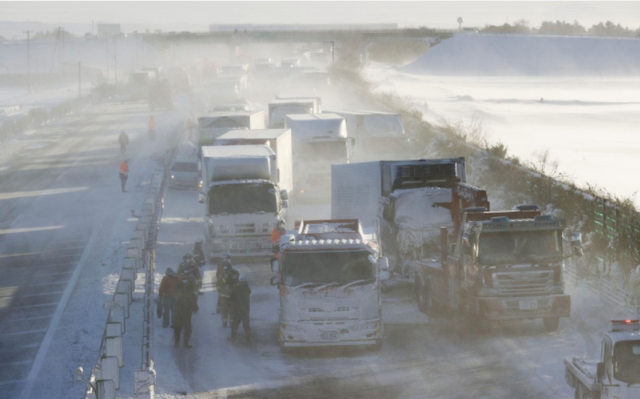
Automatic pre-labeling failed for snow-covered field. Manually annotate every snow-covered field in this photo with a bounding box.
[364,33,640,207]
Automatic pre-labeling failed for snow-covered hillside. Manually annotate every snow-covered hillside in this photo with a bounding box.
[365,33,640,206]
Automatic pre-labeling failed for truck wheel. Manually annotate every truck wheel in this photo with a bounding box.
[543,317,560,332]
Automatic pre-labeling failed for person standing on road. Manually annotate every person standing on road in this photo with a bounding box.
[229,274,251,343]
[119,159,129,192]
[148,114,156,140]
[173,271,199,348]
[271,219,286,259]
[158,268,181,328]
[118,130,129,153]
[218,260,239,327]
[178,253,203,297]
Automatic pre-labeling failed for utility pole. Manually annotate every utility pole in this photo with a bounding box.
[24,30,31,93]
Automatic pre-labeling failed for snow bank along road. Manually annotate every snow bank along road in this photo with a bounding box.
[0,96,184,398]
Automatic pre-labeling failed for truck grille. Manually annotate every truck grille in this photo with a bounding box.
[493,271,552,295]
[235,223,255,234]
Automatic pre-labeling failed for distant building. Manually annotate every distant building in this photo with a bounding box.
[97,23,121,37]
[209,23,397,32]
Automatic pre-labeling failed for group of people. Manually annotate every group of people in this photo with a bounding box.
[158,250,252,348]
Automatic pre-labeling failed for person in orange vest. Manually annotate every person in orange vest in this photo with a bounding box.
[148,115,156,140]
[119,159,129,192]
[271,219,286,259]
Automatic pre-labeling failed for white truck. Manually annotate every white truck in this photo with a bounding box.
[564,319,640,399]
[199,145,289,259]
[284,113,354,199]
[214,128,294,198]
[325,109,408,162]
[275,94,322,113]
[267,99,316,128]
[270,219,389,350]
[197,110,265,147]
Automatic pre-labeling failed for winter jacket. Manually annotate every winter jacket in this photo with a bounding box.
[158,274,181,299]
[229,281,251,316]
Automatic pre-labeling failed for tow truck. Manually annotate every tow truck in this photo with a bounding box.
[564,319,640,399]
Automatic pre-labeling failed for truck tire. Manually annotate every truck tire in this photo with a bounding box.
[543,317,560,332]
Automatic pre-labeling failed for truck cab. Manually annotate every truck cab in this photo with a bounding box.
[565,319,640,399]
[271,219,389,350]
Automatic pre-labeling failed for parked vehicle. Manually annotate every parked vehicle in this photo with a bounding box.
[270,219,389,350]
[285,113,354,199]
[564,319,640,398]
[268,99,316,128]
[197,110,265,147]
[332,158,582,331]
[326,109,408,161]
[215,128,293,199]
[199,145,289,259]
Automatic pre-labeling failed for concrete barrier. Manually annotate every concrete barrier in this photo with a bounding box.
[99,356,120,390]
[105,335,124,367]
[117,279,133,298]
[108,307,125,334]
[114,292,130,318]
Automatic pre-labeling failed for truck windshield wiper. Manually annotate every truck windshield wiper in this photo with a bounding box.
[314,282,340,290]
[341,279,374,290]
[291,282,321,289]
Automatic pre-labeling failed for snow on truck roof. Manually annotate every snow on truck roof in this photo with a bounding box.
[325,109,398,117]
[218,129,290,140]
[286,113,343,122]
[201,144,275,158]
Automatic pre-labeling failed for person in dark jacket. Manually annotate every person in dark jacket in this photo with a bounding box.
[218,260,239,327]
[173,272,198,348]
[229,274,251,343]
[158,268,181,328]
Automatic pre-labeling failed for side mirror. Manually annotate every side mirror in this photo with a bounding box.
[271,258,280,273]
[270,275,279,286]
[571,233,583,257]
[281,200,289,209]
[280,190,289,200]
[596,362,605,381]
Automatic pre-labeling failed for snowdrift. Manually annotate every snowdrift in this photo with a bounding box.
[401,33,640,76]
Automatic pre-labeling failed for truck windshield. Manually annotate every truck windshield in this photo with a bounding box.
[477,230,562,265]
[282,250,374,287]
[207,183,277,215]
[614,341,640,384]
[299,141,347,162]
[171,162,198,172]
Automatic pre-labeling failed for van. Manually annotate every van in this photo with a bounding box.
[169,158,200,189]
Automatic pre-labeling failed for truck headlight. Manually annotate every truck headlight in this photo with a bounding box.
[170,174,175,179]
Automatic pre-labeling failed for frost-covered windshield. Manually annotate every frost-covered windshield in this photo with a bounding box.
[207,183,277,215]
[614,341,640,384]
[171,162,198,172]
[477,230,562,265]
[282,251,374,287]
[299,141,347,161]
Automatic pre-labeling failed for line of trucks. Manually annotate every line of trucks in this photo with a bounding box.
[185,80,638,390]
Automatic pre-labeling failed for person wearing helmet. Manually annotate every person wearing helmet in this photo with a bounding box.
[215,257,232,314]
[177,253,202,297]
[271,219,286,259]
[217,260,239,327]
[229,274,251,343]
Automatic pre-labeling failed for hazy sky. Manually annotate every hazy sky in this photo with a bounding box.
[1,1,639,31]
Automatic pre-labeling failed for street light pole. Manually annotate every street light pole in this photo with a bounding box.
[24,30,31,93]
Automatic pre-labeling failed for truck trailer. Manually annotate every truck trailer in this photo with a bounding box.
[200,145,289,259]
[325,109,408,162]
[198,110,265,147]
[268,99,316,128]
[285,113,354,199]
[214,128,294,198]
[271,219,389,349]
